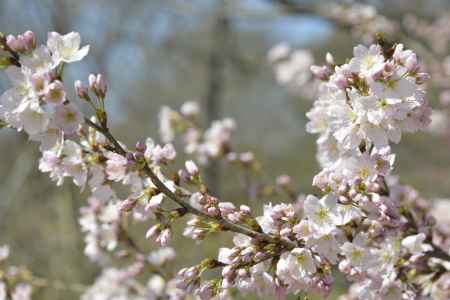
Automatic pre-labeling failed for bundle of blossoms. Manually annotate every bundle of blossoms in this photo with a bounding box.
[0,28,449,300]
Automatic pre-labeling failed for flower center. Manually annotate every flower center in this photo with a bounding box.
[316,207,329,221]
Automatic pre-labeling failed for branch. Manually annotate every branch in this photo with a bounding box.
[83,117,297,250]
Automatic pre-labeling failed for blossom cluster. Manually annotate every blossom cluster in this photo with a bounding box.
[307,44,430,169]
[0,28,449,300]
[0,245,33,300]
[159,102,236,164]
[267,43,316,97]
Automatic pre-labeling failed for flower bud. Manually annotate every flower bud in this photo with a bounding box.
[239,205,251,215]
[134,151,145,162]
[240,152,254,164]
[185,160,199,176]
[405,53,418,72]
[120,198,138,212]
[222,265,235,278]
[88,74,96,90]
[145,224,161,239]
[180,101,199,117]
[280,227,292,237]
[254,251,266,261]
[157,228,171,247]
[226,152,238,162]
[326,52,334,65]
[6,34,25,52]
[237,268,248,277]
[338,195,350,204]
[206,206,218,216]
[276,174,291,187]
[23,31,36,50]
[218,202,236,215]
[310,65,330,81]
[135,141,146,152]
[95,74,107,98]
[74,80,88,99]
[198,281,215,300]
[332,73,348,90]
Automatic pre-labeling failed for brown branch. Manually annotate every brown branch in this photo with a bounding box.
[83,117,297,250]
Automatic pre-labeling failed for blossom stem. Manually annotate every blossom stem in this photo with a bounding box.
[83,117,297,249]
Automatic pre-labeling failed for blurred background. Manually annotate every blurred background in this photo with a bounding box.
[1,0,450,299]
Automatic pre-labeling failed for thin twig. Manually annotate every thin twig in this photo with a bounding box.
[83,117,297,249]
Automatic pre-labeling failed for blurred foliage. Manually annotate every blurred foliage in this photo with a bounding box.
[0,0,450,299]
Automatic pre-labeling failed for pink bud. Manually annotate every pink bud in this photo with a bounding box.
[23,31,36,50]
[218,202,236,215]
[6,35,25,52]
[276,174,291,186]
[222,265,235,278]
[239,205,251,215]
[338,195,350,204]
[226,152,238,162]
[332,73,348,89]
[207,206,218,216]
[6,35,16,48]
[74,80,88,99]
[135,141,146,152]
[157,228,171,246]
[254,251,266,261]
[145,224,161,239]
[237,268,248,277]
[326,52,334,65]
[405,53,418,72]
[239,152,254,163]
[120,198,137,212]
[88,74,96,90]
[185,160,199,176]
[95,74,107,98]
[310,65,330,80]
[280,227,292,237]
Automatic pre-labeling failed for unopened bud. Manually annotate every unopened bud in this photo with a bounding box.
[88,74,96,89]
[23,31,36,50]
[237,268,248,277]
[240,152,254,164]
[145,224,161,239]
[405,53,418,72]
[6,35,25,52]
[276,174,291,187]
[135,141,146,152]
[134,151,145,162]
[326,52,334,65]
[95,74,107,98]
[185,160,199,176]
[226,152,238,162]
[207,206,218,216]
[239,205,251,215]
[120,198,138,212]
[310,65,330,81]
[75,80,88,99]
[157,228,171,246]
